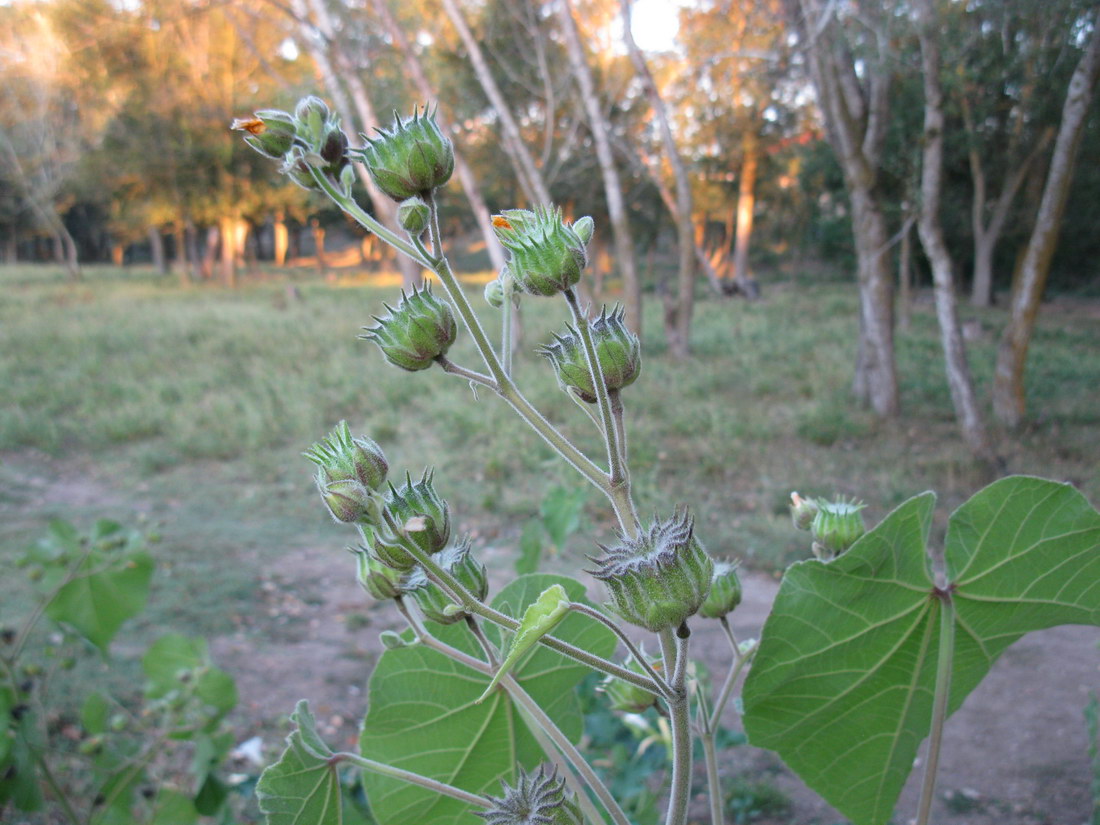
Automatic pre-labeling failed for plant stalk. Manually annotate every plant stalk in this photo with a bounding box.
[701,731,726,825]
[916,592,956,825]
[660,628,694,825]
[337,751,490,807]
[568,602,675,701]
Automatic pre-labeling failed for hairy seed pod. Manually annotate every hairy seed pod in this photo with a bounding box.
[699,560,743,619]
[538,305,640,403]
[491,206,588,297]
[402,537,486,625]
[810,497,866,560]
[355,106,454,201]
[589,508,714,633]
[304,420,388,491]
[477,766,583,825]
[361,284,458,371]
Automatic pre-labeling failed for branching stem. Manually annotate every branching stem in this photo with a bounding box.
[568,602,675,701]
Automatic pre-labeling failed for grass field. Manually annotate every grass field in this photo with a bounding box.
[2,261,1098,647]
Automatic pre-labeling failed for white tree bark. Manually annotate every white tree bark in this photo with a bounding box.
[557,0,642,336]
[993,11,1100,428]
[914,0,995,463]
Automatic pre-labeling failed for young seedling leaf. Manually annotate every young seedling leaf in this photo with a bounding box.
[256,701,343,825]
[45,550,153,653]
[476,583,571,702]
[359,573,615,825]
[742,477,1100,825]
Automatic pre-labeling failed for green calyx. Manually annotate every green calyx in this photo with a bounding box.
[810,497,866,560]
[353,544,403,601]
[477,766,583,825]
[316,476,377,524]
[598,649,661,713]
[304,420,388,491]
[699,559,743,619]
[382,469,451,563]
[397,196,431,236]
[232,109,296,160]
[354,106,454,201]
[789,491,819,531]
[538,305,641,403]
[589,508,714,633]
[402,537,487,624]
[361,284,458,371]
[234,97,350,189]
[492,206,588,297]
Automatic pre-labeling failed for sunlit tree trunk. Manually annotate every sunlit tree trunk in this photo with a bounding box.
[370,0,506,274]
[273,210,289,267]
[794,0,898,416]
[149,225,167,275]
[621,0,693,355]
[292,0,422,290]
[732,130,759,295]
[558,0,642,336]
[993,13,1100,428]
[914,0,995,463]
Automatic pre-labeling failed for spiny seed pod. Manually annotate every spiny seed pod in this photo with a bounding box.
[403,538,486,624]
[353,545,403,601]
[478,766,583,825]
[538,305,640,403]
[317,476,376,524]
[384,469,451,558]
[589,508,714,633]
[232,109,297,160]
[811,497,866,560]
[397,196,431,236]
[699,560,743,619]
[790,492,819,531]
[492,207,587,297]
[598,650,661,713]
[361,284,457,371]
[304,421,388,491]
[354,106,454,201]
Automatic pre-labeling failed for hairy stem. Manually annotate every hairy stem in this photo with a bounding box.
[660,628,693,825]
[702,732,726,825]
[336,751,490,807]
[503,674,633,825]
[435,355,495,389]
[916,593,956,825]
[568,602,675,701]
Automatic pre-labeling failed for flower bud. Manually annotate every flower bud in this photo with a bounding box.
[572,215,594,245]
[699,560,742,619]
[484,277,505,309]
[353,545,403,601]
[361,285,457,371]
[478,766,583,825]
[589,508,714,633]
[294,95,331,145]
[233,110,297,160]
[491,206,587,296]
[319,126,349,169]
[810,497,866,560]
[317,476,373,524]
[790,492,819,531]
[397,196,431,236]
[403,538,486,625]
[538,306,641,403]
[384,470,450,558]
[304,421,388,491]
[598,650,661,713]
[281,151,323,192]
[354,106,454,201]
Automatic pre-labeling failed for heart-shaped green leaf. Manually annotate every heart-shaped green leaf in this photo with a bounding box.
[743,476,1100,825]
[256,701,343,825]
[359,573,615,825]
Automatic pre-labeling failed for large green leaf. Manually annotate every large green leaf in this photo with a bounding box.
[257,701,344,825]
[45,550,153,653]
[359,573,615,825]
[743,477,1100,825]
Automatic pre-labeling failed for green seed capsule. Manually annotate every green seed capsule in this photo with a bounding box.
[699,560,743,619]
[361,284,457,371]
[491,206,588,297]
[355,106,454,201]
[539,305,640,403]
[304,421,388,491]
[478,766,583,825]
[810,497,866,560]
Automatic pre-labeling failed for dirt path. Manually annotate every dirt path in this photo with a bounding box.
[215,538,1100,825]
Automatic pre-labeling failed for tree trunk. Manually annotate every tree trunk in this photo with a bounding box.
[558,0,642,336]
[795,0,898,416]
[273,211,289,267]
[621,0,693,354]
[897,216,912,332]
[311,218,327,277]
[914,0,995,463]
[370,0,506,274]
[149,225,167,275]
[3,226,16,263]
[218,216,237,287]
[439,0,551,207]
[294,0,422,290]
[993,14,1100,428]
[733,130,760,294]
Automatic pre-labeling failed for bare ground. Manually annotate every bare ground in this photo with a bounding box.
[4,454,1098,825]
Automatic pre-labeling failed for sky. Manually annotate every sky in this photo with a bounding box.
[623,0,683,52]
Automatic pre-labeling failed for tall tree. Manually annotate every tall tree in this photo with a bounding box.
[914,0,995,463]
[557,0,643,336]
[789,0,899,417]
[993,7,1100,428]
[620,0,693,355]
